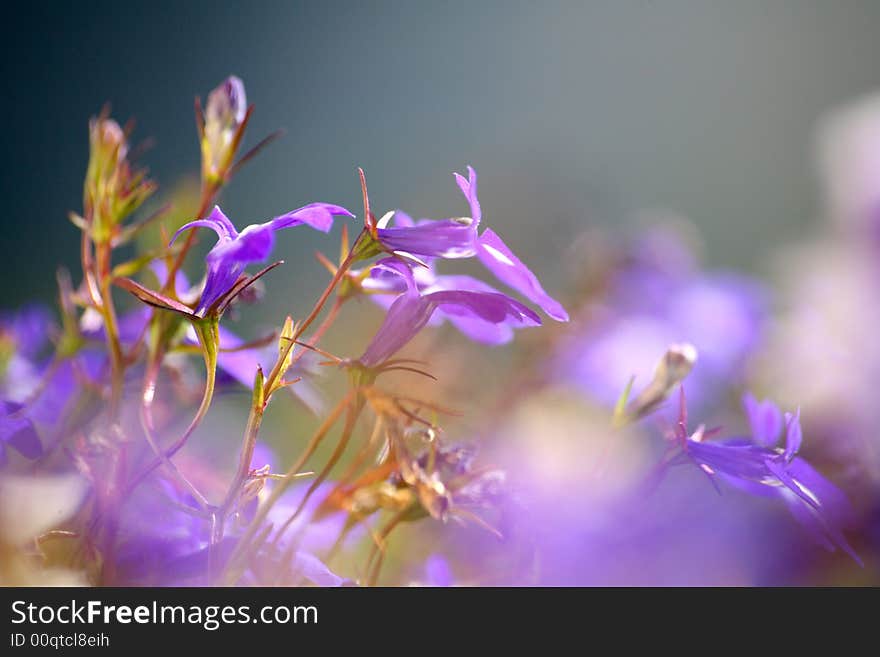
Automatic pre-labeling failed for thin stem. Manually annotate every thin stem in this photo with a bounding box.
[214,294,347,547]
[213,395,264,540]
[96,241,125,418]
[80,229,101,307]
[138,350,211,509]
[127,318,219,492]
[335,416,384,489]
[272,397,364,546]
[220,389,355,583]
[366,509,407,586]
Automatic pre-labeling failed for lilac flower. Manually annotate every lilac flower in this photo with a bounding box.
[1,306,53,403]
[456,167,568,321]
[743,393,784,448]
[115,444,344,585]
[126,262,328,412]
[359,258,541,368]
[370,167,568,321]
[556,226,766,409]
[670,391,861,565]
[375,213,476,259]
[364,217,538,345]
[114,478,209,584]
[0,401,42,465]
[423,554,453,587]
[171,203,353,316]
[0,306,103,435]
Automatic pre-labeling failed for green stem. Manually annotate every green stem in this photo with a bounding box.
[138,346,211,509]
[213,369,266,543]
[127,316,219,491]
[96,241,125,418]
[272,396,364,546]
[220,389,355,584]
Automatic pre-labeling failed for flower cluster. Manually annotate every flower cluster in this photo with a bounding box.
[0,74,869,587]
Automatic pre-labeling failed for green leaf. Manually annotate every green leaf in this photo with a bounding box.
[612,375,635,428]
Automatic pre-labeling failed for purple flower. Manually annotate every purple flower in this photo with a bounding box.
[1,305,55,403]
[364,218,538,345]
[375,214,477,259]
[172,204,353,316]
[670,391,861,565]
[456,167,569,321]
[359,258,541,368]
[556,227,766,409]
[370,167,568,321]
[114,478,209,584]
[0,401,42,466]
[743,393,784,448]
[423,554,453,587]
[0,306,104,434]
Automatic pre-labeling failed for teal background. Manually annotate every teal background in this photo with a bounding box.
[3,1,880,306]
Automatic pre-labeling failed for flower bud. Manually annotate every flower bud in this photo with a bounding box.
[627,343,697,421]
[277,315,296,376]
[201,76,248,184]
[83,114,154,240]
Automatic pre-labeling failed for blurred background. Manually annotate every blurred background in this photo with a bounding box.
[3,2,880,585]
[4,1,880,305]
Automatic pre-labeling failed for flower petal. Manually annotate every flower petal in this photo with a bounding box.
[376,220,477,259]
[270,203,354,233]
[170,206,238,245]
[360,284,540,367]
[1,402,42,460]
[476,228,569,321]
[783,410,803,461]
[743,393,784,447]
[453,165,482,226]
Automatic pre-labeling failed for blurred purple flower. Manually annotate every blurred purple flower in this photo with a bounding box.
[743,393,784,448]
[0,401,42,465]
[670,391,861,565]
[557,228,766,408]
[359,258,541,368]
[423,554,453,587]
[1,305,54,403]
[172,204,353,316]
[115,478,208,584]
[0,306,105,433]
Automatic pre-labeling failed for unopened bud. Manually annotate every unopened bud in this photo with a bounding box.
[202,76,247,183]
[84,115,153,238]
[656,343,698,388]
[627,343,697,421]
[93,118,127,160]
[277,315,296,376]
[206,76,247,128]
